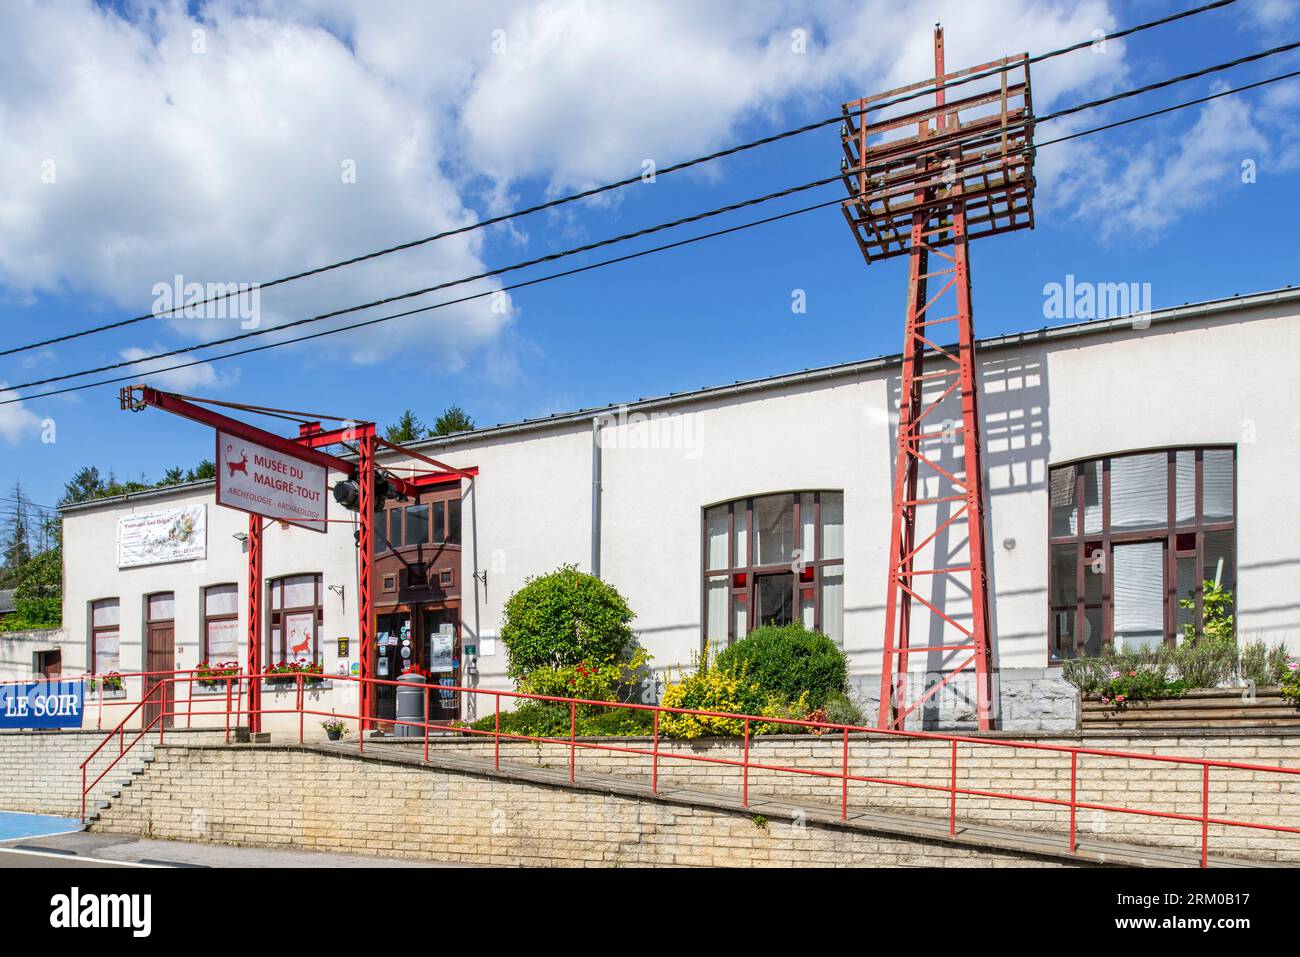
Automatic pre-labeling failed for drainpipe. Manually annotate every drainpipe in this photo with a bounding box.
[591,416,604,577]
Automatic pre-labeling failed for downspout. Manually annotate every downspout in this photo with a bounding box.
[591,416,604,577]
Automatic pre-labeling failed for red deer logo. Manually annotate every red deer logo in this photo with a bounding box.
[225,444,248,477]
[289,630,311,656]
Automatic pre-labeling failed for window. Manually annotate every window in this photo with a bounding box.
[701,491,845,652]
[1048,447,1235,661]
[146,592,174,623]
[203,584,240,663]
[380,495,461,549]
[90,598,120,675]
[268,574,323,664]
[404,504,430,546]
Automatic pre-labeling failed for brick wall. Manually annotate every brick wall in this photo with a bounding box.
[91,745,1069,867]
[400,730,1300,863]
[0,728,225,817]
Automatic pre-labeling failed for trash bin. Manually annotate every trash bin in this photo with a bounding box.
[395,671,427,738]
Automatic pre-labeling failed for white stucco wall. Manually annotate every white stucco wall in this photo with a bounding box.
[50,290,1300,731]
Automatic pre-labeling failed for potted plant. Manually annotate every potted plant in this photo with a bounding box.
[195,661,240,688]
[321,718,349,741]
[266,659,325,687]
[87,672,124,693]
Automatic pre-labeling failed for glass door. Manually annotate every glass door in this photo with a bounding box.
[375,611,410,721]
[422,607,460,721]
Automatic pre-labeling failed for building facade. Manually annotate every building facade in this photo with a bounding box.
[44,287,1300,732]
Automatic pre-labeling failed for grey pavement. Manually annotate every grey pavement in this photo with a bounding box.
[0,829,468,868]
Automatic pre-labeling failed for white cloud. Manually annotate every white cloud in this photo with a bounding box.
[0,0,511,367]
[0,388,41,445]
[0,0,1166,380]
[1053,89,1275,242]
[118,345,240,393]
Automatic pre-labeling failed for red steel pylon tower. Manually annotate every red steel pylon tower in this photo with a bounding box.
[840,27,1036,730]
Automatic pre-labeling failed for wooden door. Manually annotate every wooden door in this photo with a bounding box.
[143,622,175,730]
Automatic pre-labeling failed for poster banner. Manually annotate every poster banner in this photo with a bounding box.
[215,429,328,533]
[429,632,454,674]
[0,680,84,730]
[117,505,206,568]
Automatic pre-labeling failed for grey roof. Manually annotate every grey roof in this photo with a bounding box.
[0,589,15,615]
[60,284,1300,515]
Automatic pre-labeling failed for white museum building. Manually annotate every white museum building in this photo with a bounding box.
[27,286,1300,731]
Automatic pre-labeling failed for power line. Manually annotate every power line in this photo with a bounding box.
[0,0,1239,360]
[5,62,1296,410]
[5,38,1296,395]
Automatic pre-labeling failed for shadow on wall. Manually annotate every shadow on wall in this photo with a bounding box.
[879,348,1051,727]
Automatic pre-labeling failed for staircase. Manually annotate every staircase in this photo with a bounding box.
[1082,687,1300,731]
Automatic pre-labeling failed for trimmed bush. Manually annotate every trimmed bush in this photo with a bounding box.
[714,622,847,708]
[500,565,635,680]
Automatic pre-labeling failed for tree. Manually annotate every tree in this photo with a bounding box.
[500,564,635,679]
[186,459,216,481]
[432,405,474,436]
[61,466,105,505]
[1,482,31,584]
[4,544,61,630]
[385,409,428,444]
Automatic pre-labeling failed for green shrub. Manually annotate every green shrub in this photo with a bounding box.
[1281,665,1300,705]
[714,622,847,708]
[466,699,655,737]
[658,650,770,738]
[500,565,635,680]
[517,649,650,707]
[1095,667,1188,708]
[820,691,865,727]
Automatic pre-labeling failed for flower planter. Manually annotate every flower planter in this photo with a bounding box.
[1081,686,1300,730]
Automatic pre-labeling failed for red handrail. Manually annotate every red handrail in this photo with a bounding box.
[74,668,1300,866]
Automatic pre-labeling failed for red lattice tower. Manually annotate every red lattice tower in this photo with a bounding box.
[840,26,1035,730]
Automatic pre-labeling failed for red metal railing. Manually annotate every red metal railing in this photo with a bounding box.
[73,669,1300,866]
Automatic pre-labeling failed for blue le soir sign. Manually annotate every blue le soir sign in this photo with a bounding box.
[0,679,84,729]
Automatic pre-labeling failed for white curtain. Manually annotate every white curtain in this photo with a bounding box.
[705,506,728,570]
[821,492,844,560]
[1110,453,1167,530]
[1203,449,1234,521]
[821,569,845,647]
[1113,542,1164,651]
[706,577,728,653]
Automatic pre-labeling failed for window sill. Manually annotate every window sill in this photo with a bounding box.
[86,689,127,701]
[189,682,241,696]
[261,679,334,692]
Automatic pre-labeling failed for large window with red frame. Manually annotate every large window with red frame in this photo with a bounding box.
[1048,447,1235,661]
[702,491,844,653]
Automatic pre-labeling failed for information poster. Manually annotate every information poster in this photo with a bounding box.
[429,633,454,674]
[117,505,207,568]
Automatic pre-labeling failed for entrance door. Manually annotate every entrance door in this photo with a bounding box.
[143,593,175,730]
[422,607,460,721]
[375,611,411,722]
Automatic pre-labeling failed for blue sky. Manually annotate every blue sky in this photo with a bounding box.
[1,0,1297,516]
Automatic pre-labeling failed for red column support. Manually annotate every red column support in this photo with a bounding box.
[357,425,376,731]
[246,512,262,733]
